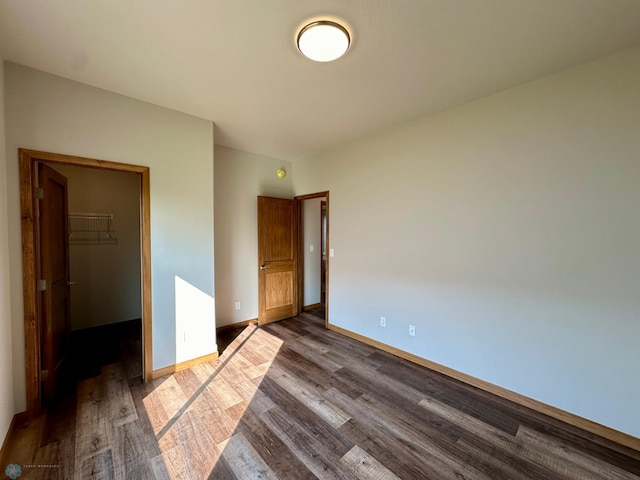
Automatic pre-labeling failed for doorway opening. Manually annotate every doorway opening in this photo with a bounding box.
[256,191,329,327]
[320,200,327,313]
[54,164,143,386]
[19,149,152,416]
[296,192,329,325]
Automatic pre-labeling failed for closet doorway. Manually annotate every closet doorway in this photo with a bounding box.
[19,149,152,415]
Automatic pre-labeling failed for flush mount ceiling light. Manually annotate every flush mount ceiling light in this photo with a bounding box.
[297,20,351,62]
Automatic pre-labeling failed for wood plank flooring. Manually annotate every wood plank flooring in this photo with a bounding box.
[4,313,640,479]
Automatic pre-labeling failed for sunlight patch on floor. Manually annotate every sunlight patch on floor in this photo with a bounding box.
[141,325,283,479]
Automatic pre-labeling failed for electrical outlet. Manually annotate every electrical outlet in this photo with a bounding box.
[309,244,315,252]
[380,316,386,327]
[234,301,241,310]
[409,324,416,337]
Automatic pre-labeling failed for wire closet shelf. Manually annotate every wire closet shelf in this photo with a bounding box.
[68,212,117,245]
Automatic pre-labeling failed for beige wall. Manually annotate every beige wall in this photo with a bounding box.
[0,60,15,447]
[5,63,216,414]
[293,47,640,438]
[214,145,293,327]
[303,197,324,307]
[51,165,141,330]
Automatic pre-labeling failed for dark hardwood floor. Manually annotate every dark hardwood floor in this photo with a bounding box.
[68,319,142,382]
[304,305,325,320]
[4,313,640,479]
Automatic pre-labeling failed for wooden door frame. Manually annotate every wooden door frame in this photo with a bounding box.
[19,149,152,416]
[294,191,329,327]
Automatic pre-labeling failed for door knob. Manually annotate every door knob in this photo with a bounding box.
[67,281,77,287]
[260,265,267,270]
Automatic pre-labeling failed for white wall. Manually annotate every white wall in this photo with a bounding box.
[51,165,141,331]
[293,47,640,438]
[214,145,293,327]
[0,61,16,449]
[5,63,216,413]
[303,197,324,307]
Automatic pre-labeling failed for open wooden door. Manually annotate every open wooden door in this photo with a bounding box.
[258,196,298,325]
[37,163,71,404]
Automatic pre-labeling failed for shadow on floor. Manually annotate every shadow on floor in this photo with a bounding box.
[217,326,249,355]
[69,318,142,383]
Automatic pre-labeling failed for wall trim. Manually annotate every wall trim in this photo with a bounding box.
[216,319,258,333]
[326,322,640,453]
[150,351,219,379]
[0,412,28,467]
[150,318,258,380]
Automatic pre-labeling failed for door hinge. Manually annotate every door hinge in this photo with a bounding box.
[38,279,47,291]
[40,369,49,380]
[35,187,44,200]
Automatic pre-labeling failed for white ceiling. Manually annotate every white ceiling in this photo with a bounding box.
[2,1,640,162]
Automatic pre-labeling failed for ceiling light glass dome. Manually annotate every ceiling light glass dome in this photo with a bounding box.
[297,20,351,62]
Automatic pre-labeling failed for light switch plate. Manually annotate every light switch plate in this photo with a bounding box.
[329,249,335,257]
[310,245,314,252]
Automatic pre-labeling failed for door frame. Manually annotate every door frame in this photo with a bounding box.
[294,191,329,327]
[19,149,152,416]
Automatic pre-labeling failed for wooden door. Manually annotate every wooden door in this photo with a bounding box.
[258,196,298,325]
[38,163,71,404]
